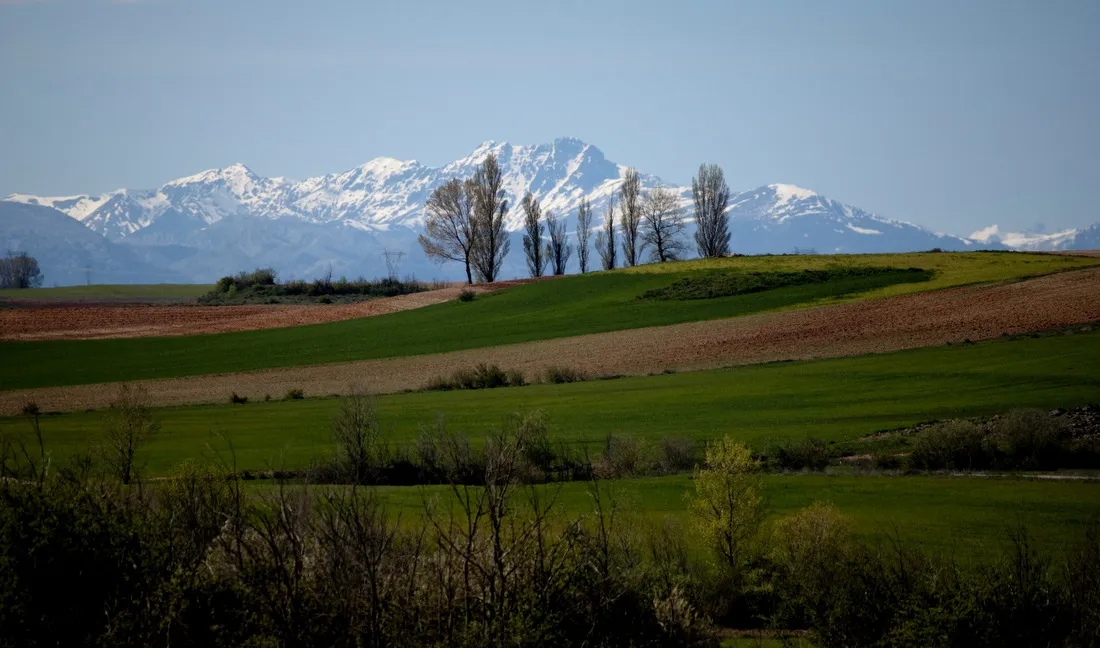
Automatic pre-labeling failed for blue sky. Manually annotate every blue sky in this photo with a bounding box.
[1,0,1097,235]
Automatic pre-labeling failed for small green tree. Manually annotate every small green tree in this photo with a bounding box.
[689,436,767,573]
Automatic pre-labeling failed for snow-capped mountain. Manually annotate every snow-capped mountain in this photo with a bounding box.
[4,137,1030,284]
[968,224,1100,251]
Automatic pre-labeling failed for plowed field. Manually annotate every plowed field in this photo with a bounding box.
[0,280,532,341]
[3,267,1097,414]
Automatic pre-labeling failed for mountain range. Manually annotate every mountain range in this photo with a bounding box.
[3,137,1096,286]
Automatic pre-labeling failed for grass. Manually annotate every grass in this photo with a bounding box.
[638,266,929,301]
[0,283,210,301]
[311,474,1100,562]
[1,251,1094,391]
[5,327,1098,477]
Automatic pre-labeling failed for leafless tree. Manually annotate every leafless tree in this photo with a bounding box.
[546,211,572,276]
[521,192,547,278]
[418,179,475,284]
[468,153,510,283]
[331,389,381,484]
[575,198,593,273]
[594,195,617,271]
[0,252,43,289]
[619,168,643,266]
[102,384,161,485]
[641,186,688,263]
[692,163,732,258]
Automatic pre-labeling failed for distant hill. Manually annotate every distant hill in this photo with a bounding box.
[0,201,183,286]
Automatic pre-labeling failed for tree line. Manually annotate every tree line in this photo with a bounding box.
[418,157,732,283]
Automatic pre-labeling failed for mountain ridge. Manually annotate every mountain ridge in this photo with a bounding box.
[7,137,1091,284]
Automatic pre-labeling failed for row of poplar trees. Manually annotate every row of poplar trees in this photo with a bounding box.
[418,154,731,283]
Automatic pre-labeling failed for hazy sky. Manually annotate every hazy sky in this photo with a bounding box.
[2,0,1098,235]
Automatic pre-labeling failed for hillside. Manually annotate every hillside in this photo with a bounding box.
[0,201,183,286]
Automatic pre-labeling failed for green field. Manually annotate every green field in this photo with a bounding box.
[364,474,1100,561]
[1,252,1094,391]
[0,283,211,301]
[6,327,1097,477]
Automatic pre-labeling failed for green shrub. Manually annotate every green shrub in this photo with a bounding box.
[772,437,832,471]
[908,420,989,470]
[229,392,248,405]
[284,388,305,400]
[458,289,476,302]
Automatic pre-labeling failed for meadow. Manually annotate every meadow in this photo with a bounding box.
[367,474,1100,561]
[6,326,1097,476]
[1,251,1094,391]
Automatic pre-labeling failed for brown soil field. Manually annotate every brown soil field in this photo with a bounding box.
[3,267,1098,415]
[0,280,535,341]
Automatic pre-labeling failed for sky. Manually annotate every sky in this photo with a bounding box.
[1,0,1098,236]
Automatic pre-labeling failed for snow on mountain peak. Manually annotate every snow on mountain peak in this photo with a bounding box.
[769,183,817,206]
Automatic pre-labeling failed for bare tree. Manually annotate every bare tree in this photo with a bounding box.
[331,389,381,484]
[521,192,547,278]
[102,384,161,485]
[619,168,643,266]
[468,154,510,283]
[418,179,475,284]
[641,186,688,263]
[594,195,617,271]
[575,198,593,273]
[0,252,43,289]
[545,211,572,276]
[692,163,732,258]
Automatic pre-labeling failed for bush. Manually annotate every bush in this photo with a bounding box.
[772,437,832,471]
[284,388,305,400]
[458,289,476,302]
[421,364,524,391]
[659,436,697,473]
[596,434,652,478]
[908,420,989,470]
[989,408,1068,470]
[543,366,587,384]
[229,392,248,405]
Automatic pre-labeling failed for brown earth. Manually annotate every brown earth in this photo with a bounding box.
[2,267,1098,415]
[0,280,536,341]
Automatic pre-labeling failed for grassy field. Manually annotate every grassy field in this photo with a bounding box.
[1,252,1094,391]
[6,327,1097,477]
[282,474,1100,562]
[0,283,210,301]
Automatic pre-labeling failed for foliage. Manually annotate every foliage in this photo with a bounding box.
[771,436,832,471]
[422,363,526,391]
[203,268,425,305]
[457,288,476,302]
[690,437,767,573]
